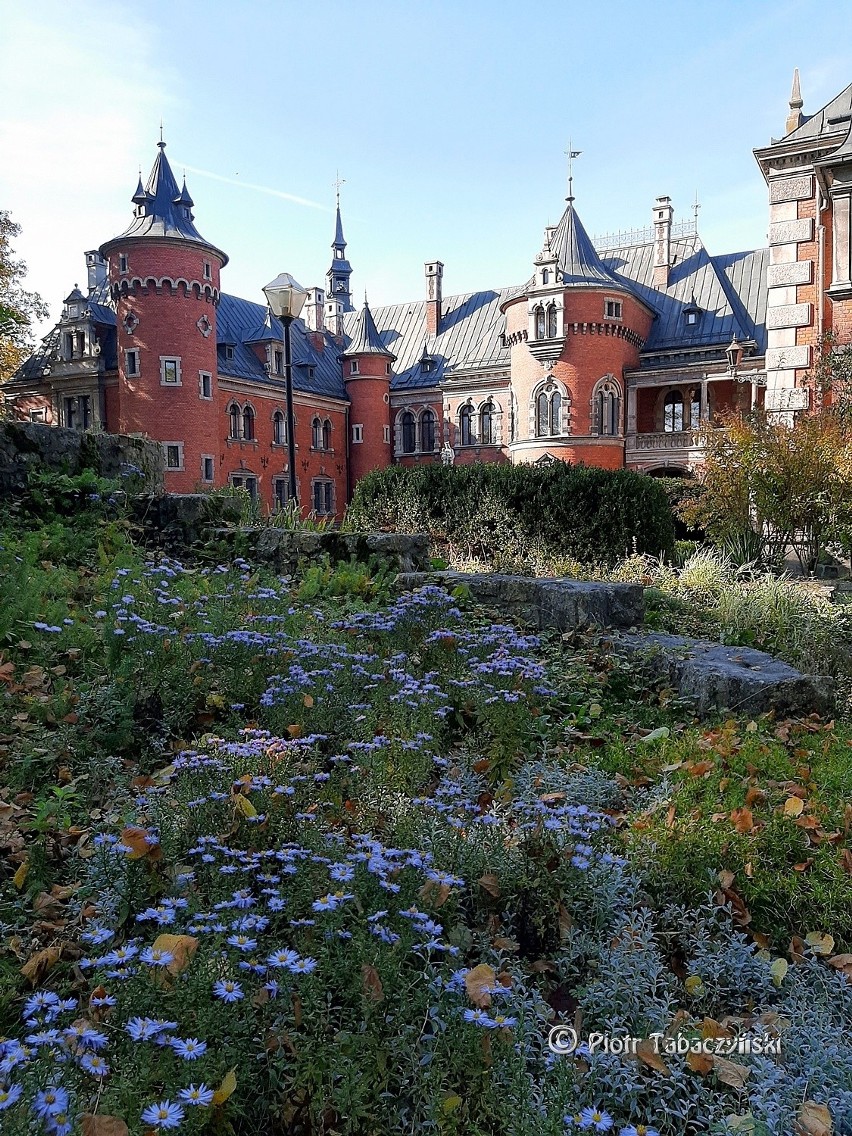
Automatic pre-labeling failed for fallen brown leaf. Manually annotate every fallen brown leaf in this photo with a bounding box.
[464,963,496,1008]
[795,1100,833,1136]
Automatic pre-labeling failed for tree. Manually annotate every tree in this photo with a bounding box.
[681,408,852,573]
[812,329,852,420]
[0,210,48,386]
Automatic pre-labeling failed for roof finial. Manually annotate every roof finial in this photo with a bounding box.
[364,289,368,306]
[693,190,701,225]
[564,139,582,202]
[158,119,165,148]
[786,68,804,134]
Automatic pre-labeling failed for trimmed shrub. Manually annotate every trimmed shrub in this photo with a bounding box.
[347,461,675,567]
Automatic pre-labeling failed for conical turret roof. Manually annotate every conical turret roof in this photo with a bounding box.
[101,140,227,264]
[343,299,395,358]
[549,199,638,295]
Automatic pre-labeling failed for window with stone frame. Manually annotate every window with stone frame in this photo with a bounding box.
[534,385,562,438]
[242,405,255,440]
[401,411,416,453]
[163,442,184,471]
[479,400,494,445]
[311,417,323,449]
[546,304,558,338]
[312,479,334,515]
[160,357,182,386]
[459,404,475,446]
[592,378,620,437]
[322,419,332,450]
[420,408,436,453]
[273,411,286,445]
[229,403,241,439]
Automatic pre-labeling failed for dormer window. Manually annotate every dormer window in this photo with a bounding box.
[684,303,702,327]
[542,269,549,285]
[224,344,235,362]
[274,349,284,374]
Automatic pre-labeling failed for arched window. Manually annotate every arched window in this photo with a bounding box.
[273,411,285,445]
[480,400,494,446]
[322,419,331,450]
[420,408,436,453]
[689,389,701,429]
[547,304,558,338]
[535,385,563,438]
[242,405,255,440]
[536,391,550,437]
[663,391,684,433]
[542,269,549,285]
[229,403,241,439]
[594,380,621,436]
[535,307,546,340]
[401,411,416,453]
[459,404,475,446]
[312,417,322,449]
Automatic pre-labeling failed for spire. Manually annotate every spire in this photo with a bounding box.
[786,68,804,134]
[343,298,395,358]
[327,183,353,313]
[102,136,228,265]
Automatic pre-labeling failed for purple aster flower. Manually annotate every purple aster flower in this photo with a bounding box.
[33,1086,69,1118]
[177,1083,214,1107]
[170,1037,207,1060]
[579,1108,614,1132]
[213,979,244,1002]
[141,1100,185,1129]
[226,934,257,952]
[287,957,317,975]
[80,1051,109,1076]
[267,948,300,969]
[126,1017,160,1041]
[0,1082,23,1110]
[463,1008,494,1026]
[140,947,176,967]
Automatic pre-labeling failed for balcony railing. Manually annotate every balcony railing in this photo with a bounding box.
[627,430,705,451]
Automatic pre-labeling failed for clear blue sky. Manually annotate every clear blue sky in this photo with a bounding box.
[2,0,851,336]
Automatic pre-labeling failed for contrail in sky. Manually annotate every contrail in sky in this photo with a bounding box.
[181,164,330,211]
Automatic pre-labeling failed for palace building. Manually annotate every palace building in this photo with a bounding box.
[7,71,852,515]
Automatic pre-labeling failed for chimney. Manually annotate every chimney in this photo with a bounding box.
[786,68,804,135]
[425,261,444,336]
[652,196,674,289]
[303,286,326,333]
[85,250,107,291]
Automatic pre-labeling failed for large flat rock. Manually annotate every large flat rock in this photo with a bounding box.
[609,632,834,717]
[394,572,644,630]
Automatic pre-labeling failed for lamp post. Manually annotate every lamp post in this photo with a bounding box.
[263,273,308,507]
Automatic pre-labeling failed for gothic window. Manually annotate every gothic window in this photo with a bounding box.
[273,411,285,445]
[535,307,546,340]
[420,408,436,453]
[547,304,558,338]
[322,419,332,450]
[312,417,323,449]
[535,385,563,438]
[459,404,475,446]
[593,379,621,436]
[480,400,494,446]
[689,388,701,429]
[401,411,416,454]
[663,391,684,433]
[228,403,241,439]
[242,405,255,440]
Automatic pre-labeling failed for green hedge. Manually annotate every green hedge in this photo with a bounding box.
[347,461,675,565]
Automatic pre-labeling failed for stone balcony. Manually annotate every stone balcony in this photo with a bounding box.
[625,429,707,472]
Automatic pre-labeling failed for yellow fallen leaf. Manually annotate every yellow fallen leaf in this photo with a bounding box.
[805,932,835,957]
[151,933,198,976]
[441,1095,463,1114]
[771,958,788,987]
[234,795,257,818]
[685,975,705,996]
[20,944,63,985]
[302,693,314,708]
[784,797,804,817]
[636,1039,670,1075]
[13,861,29,890]
[212,1067,237,1107]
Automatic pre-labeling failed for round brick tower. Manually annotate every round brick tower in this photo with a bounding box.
[504,197,654,469]
[342,299,395,485]
[100,140,228,492]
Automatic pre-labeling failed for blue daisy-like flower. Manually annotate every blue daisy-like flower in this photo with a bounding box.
[178,1083,214,1107]
[141,1100,185,1129]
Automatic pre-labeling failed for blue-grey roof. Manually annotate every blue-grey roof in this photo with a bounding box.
[357,288,514,391]
[601,234,768,357]
[9,277,118,386]
[343,301,394,357]
[216,292,346,399]
[100,142,228,265]
[782,82,852,145]
[332,204,346,250]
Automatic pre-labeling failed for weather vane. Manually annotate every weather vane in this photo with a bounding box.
[693,190,701,224]
[565,140,582,201]
[333,170,346,205]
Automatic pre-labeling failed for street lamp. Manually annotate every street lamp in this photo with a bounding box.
[263,273,308,507]
[724,333,744,377]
